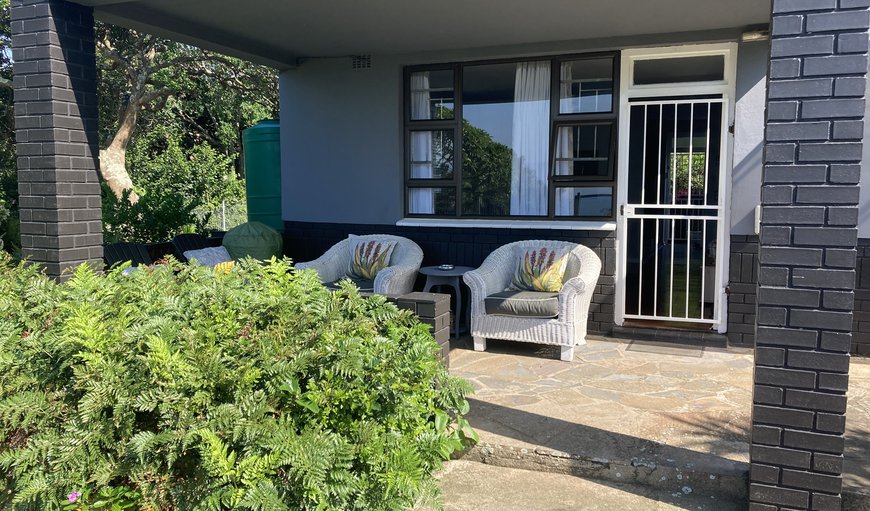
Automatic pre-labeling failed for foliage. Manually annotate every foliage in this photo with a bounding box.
[0,0,17,251]
[62,486,140,511]
[197,201,248,233]
[101,186,208,244]
[670,152,708,203]
[0,256,475,511]
[461,121,512,216]
[96,24,277,160]
[0,191,19,255]
[128,131,244,210]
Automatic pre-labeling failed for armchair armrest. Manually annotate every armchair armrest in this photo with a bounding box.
[374,263,419,296]
[464,255,513,319]
[558,254,601,324]
[295,242,350,283]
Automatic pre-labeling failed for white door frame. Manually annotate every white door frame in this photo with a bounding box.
[614,43,738,333]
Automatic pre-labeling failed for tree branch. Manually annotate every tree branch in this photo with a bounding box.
[138,87,173,107]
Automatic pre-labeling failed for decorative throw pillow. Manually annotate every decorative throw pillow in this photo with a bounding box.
[509,246,570,293]
[183,246,233,268]
[347,235,397,281]
[213,260,235,274]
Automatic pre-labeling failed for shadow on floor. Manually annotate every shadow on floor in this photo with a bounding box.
[844,425,870,492]
[464,398,750,510]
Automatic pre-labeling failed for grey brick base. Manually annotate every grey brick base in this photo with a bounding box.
[729,235,760,346]
[751,1,867,510]
[284,221,616,335]
[729,235,869,357]
[11,0,102,278]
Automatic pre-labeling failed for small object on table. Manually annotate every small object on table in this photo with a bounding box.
[418,265,475,339]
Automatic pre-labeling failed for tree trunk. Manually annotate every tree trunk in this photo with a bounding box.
[99,93,141,203]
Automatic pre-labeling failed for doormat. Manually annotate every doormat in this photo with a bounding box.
[625,339,705,358]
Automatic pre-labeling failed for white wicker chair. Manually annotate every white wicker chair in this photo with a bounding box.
[463,240,601,362]
[296,235,423,296]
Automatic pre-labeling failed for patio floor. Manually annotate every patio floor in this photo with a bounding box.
[448,335,870,504]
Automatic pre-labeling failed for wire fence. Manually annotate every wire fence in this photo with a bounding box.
[195,201,248,233]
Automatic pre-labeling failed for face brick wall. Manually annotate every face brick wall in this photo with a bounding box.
[751,1,868,510]
[729,235,760,346]
[11,0,102,278]
[284,221,617,335]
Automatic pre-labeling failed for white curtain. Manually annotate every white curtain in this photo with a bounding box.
[409,72,434,214]
[510,61,550,216]
[555,62,574,216]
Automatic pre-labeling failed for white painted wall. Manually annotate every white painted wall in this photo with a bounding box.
[279,29,771,230]
[860,57,870,238]
[731,40,769,236]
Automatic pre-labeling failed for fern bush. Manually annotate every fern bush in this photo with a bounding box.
[0,256,474,510]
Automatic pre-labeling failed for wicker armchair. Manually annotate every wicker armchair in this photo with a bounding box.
[296,235,423,296]
[463,240,601,362]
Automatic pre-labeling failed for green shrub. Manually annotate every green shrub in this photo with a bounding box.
[101,185,208,244]
[128,132,244,211]
[0,191,20,256]
[0,257,474,510]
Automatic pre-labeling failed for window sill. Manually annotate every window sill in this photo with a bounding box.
[396,218,616,231]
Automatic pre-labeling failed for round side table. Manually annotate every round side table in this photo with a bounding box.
[419,265,475,339]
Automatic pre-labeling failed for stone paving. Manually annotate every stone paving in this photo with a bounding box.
[448,336,870,500]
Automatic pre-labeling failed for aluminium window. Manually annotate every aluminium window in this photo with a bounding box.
[404,53,618,220]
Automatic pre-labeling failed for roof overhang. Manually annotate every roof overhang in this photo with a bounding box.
[71,0,772,70]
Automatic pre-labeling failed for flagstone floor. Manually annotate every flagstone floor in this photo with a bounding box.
[448,335,870,498]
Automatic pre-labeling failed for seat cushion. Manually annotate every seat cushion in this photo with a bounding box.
[485,290,560,318]
[183,246,232,268]
[325,278,374,292]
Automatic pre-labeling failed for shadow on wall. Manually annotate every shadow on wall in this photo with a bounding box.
[730,141,763,235]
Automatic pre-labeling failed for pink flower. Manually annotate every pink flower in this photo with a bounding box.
[68,491,82,503]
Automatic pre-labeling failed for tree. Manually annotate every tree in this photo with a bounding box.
[96,24,278,202]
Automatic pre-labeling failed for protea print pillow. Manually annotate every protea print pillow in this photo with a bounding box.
[347,236,397,281]
[510,246,569,293]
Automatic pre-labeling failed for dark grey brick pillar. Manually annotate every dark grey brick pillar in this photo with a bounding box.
[11,0,102,278]
[750,1,868,510]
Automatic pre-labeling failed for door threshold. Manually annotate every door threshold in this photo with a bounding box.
[613,322,726,347]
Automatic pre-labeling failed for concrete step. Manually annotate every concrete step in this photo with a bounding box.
[457,443,870,511]
[430,460,744,511]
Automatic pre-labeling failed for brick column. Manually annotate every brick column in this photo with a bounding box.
[750,1,868,510]
[12,0,102,278]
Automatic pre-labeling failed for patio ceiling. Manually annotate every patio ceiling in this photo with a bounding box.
[71,0,772,69]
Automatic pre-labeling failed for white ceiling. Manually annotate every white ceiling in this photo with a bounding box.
[73,0,772,69]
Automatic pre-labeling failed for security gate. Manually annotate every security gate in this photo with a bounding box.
[619,98,728,325]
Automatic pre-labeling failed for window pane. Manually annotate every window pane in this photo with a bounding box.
[462,61,551,216]
[555,187,613,217]
[410,70,454,120]
[553,124,612,178]
[408,187,456,215]
[559,58,613,114]
[634,56,725,85]
[409,130,454,179]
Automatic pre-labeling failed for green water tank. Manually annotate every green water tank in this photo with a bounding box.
[242,119,282,232]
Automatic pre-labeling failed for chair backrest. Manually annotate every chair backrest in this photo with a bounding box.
[488,239,601,281]
[104,242,153,268]
[171,234,213,262]
[344,234,424,268]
